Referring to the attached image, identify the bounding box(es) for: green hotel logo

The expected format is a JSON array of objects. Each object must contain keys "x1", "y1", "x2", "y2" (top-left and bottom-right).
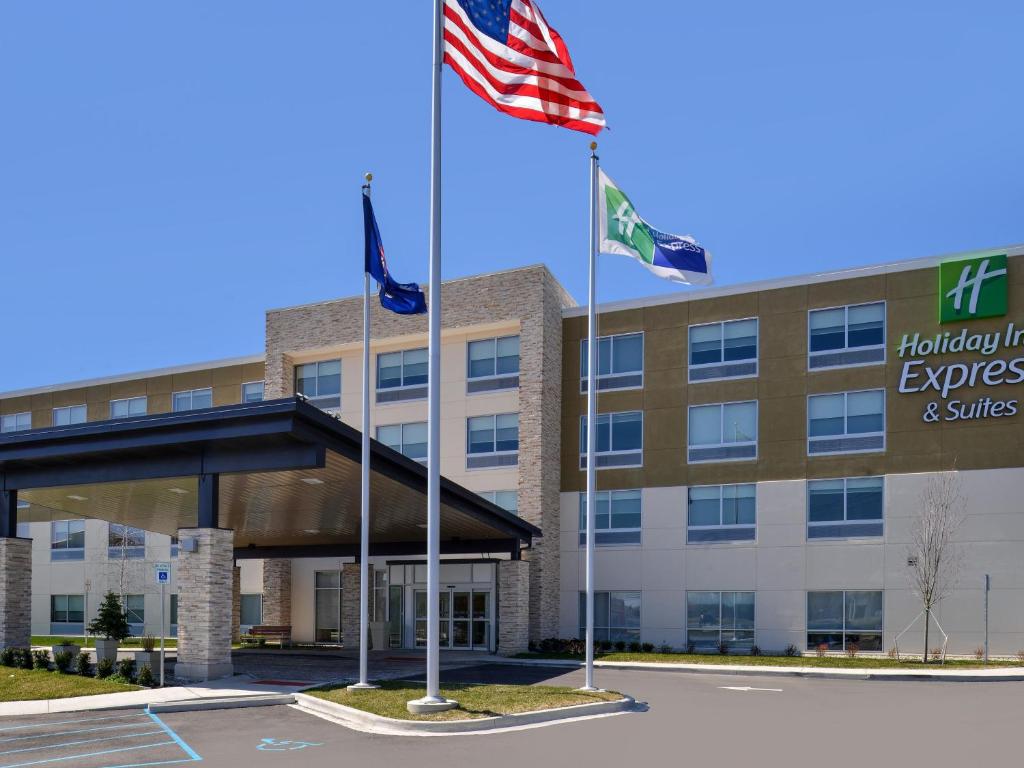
[{"x1": 939, "y1": 254, "x2": 1008, "y2": 323}]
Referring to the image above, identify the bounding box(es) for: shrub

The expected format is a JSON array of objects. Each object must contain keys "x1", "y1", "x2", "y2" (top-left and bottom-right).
[
  {"x1": 628, "y1": 641, "x2": 641, "y2": 653},
  {"x1": 930, "y1": 647, "x2": 943, "y2": 662},
  {"x1": 717, "y1": 640, "x2": 730, "y2": 656},
  {"x1": 641, "y1": 643, "x2": 655, "y2": 653},
  {"x1": 846, "y1": 642, "x2": 860, "y2": 658},
  {"x1": 974, "y1": 646, "x2": 985, "y2": 660},
  {"x1": 658, "y1": 644, "x2": 673, "y2": 654},
  {"x1": 136, "y1": 664, "x2": 155, "y2": 688},
  {"x1": 96, "y1": 658, "x2": 114, "y2": 679},
  {"x1": 53, "y1": 651, "x2": 73, "y2": 674},
  {"x1": 140, "y1": 635, "x2": 157, "y2": 653},
  {"x1": 17, "y1": 649, "x2": 34, "y2": 670},
  {"x1": 750, "y1": 645, "x2": 762, "y2": 657},
  {"x1": 0, "y1": 648, "x2": 15, "y2": 667},
  {"x1": 32, "y1": 650, "x2": 51, "y2": 670},
  {"x1": 87, "y1": 591, "x2": 131, "y2": 643},
  {"x1": 75, "y1": 652, "x2": 92, "y2": 676},
  {"x1": 887, "y1": 646, "x2": 899, "y2": 660},
  {"x1": 816, "y1": 643, "x2": 829, "y2": 658},
  {"x1": 565, "y1": 638, "x2": 584, "y2": 655},
  {"x1": 598, "y1": 640, "x2": 612, "y2": 653},
  {"x1": 783, "y1": 644, "x2": 799, "y2": 657},
  {"x1": 613, "y1": 640, "x2": 626, "y2": 652},
  {"x1": 686, "y1": 642, "x2": 696, "y2": 655},
  {"x1": 115, "y1": 658, "x2": 136, "y2": 683}
]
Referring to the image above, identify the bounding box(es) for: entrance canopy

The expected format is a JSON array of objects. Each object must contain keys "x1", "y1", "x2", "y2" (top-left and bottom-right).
[{"x1": 0, "y1": 397, "x2": 537, "y2": 558}]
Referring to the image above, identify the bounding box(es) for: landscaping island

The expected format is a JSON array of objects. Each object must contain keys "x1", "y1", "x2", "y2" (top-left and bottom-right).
[{"x1": 0, "y1": 668, "x2": 137, "y2": 702}]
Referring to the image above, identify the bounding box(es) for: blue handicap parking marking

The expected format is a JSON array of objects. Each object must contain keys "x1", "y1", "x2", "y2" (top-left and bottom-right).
[
  {"x1": 255, "y1": 738, "x2": 323, "y2": 752},
  {"x1": 0, "y1": 711, "x2": 201, "y2": 768}
]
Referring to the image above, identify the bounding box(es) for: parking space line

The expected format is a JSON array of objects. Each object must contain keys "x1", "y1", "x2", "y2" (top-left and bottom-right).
[
  {"x1": 0, "y1": 740, "x2": 175, "y2": 768},
  {"x1": 144, "y1": 713, "x2": 201, "y2": 763},
  {"x1": 0, "y1": 715, "x2": 147, "y2": 734},
  {"x1": 0, "y1": 731, "x2": 165, "y2": 758},
  {"x1": 0, "y1": 723, "x2": 159, "y2": 745}
]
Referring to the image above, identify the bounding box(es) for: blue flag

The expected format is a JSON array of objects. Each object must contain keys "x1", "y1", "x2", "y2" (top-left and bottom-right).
[{"x1": 363, "y1": 193, "x2": 427, "y2": 315}]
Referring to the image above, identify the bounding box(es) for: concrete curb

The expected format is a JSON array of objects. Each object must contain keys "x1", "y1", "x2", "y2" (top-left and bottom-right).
[
  {"x1": 292, "y1": 692, "x2": 637, "y2": 735},
  {"x1": 147, "y1": 694, "x2": 296, "y2": 713},
  {"x1": 488, "y1": 657, "x2": 1024, "y2": 683}
]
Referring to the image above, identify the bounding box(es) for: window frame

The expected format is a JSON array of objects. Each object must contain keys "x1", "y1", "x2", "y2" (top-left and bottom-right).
[
  {"x1": 806, "y1": 590, "x2": 884, "y2": 652},
  {"x1": 376, "y1": 421, "x2": 428, "y2": 463},
  {"x1": 687, "y1": 317, "x2": 759, "y2": 383},
  {"x1": 241, "y1": 381, "x2": 265, "y2": 403},
  {"x1": 50, "y1": 594, "x2": 85, "y2": 626},
  {"x1": 807, "y1": 388, "x2": 886, "y2": 456},
  {"x1": 807, "y1": 476, "x2": 885, "y2": 540},
  {"x1": 109, "y1": 396, "x2": 147, "y2": 419},
  {"x1": 807, "y1": 301, "x2": 887, "y2": 370},
  {"x1": 478, "y1": 490, "x2": 519, "y2": 515},
  {"x1": 50, "y1": 520, "x2": 86, "y2": 561},
  {"x1": 466, "y1": 413, "x2": 520, "y2": 460},
  {"x1": 466, "y1": 335, "x2": 521, "y2": 382},
  {"x1": 687, "y1": 400, "x2": 759, "y2": 464},
  {"x1": 579, "y1": 332, "x2": 645, "y2": 392},
  {"x1": 172, "y1": 387, "x2": 213, "y2": 413},
  {"x1": 125, "y1": 594, "x2": 145, "y2": 627},
  {"x1": 52, "y1": 404, "x2": 87, "y2": 427},
  {"x1": 578, "y1": 590, "x2": 642, "y2": 644},
  {"x1": 578, "y1": 411, "x2": 644, "y2": 470},
  {"x1": 578, "y1": 489, "x2": 642, "y2": 547},
  {"x1": 108, "y1": 523, "x2": 146, "y2": 559},
  {"x1": 376, "y1": 347, "x2": 429, "y2": 393},
  {"x1": 686, "y1": 484, "x2": 757, "y2": 544},
  {"x1": 1, "y1": 412, "x2": 32, "y2": 433},
  {"x1": 686, "y1": 591, "x2": 756, "y2": 651},
  {"x1": 294, "y1": 359, "x2": 342, "y2": 410}
]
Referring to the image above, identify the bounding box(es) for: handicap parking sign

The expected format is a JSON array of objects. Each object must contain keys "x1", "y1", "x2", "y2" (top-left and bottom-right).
[{"x1": 154, "y1": 562, "x2": 171, "y2": 584}]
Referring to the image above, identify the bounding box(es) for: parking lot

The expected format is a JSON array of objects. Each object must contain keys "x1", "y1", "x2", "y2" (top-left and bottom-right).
[{"x1": 3, "y1": 665, "x2": 1021, "y2": 767}]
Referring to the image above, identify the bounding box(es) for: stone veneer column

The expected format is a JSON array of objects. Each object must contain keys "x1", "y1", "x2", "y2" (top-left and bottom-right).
[
  {"x1": 341, "y1": 563, "x2": 361, "y2": 649},
  {"x1": 261, "y1": 559, "x2": 292, "y2": 626},
  {"x1": 0, "y1": 538, "x2": 31, "y2": 649},
  {"x1": 231, "y1": 566, "x2": 241, "y2": 643},
  {"x1": 174, "y1": 528, "x2": 234, "y2": 681},
  {"x1": 497, "y1": 560, "x2": 530, "y2": 656}
]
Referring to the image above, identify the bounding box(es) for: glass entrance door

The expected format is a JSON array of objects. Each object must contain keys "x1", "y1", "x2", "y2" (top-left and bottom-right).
[
  {"x1": 314, "y1": 570, "x2": 342, "y2": 644},
  {"x1": 413, "y1": 588, "x2": 491, "y2": 650}
]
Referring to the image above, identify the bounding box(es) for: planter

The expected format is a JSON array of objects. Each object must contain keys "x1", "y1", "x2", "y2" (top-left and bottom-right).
[
  {"x1": 94, "y1": 638, "x2": 120, "y2": 664},
  {"x1": 134, "y1": 650, "x2": 161, "y2": 672},
  {"x1": 51, "y1": 644, "x2": 81, "y2": 658}
]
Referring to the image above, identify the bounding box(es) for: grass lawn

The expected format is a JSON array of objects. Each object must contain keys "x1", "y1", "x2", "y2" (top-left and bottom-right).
[
  {"x1": 517, "y1": 651, "x2": 1024, "y2": 669},
  {"x1": 31, "y1": 636, "x2": 178, "y2": 649},
  {"x1": 0, "y1": 668, "x2": 138, "y2": 702},
  {"x1": 308, "y1": 680, "x2": 621, "y2": 721}
]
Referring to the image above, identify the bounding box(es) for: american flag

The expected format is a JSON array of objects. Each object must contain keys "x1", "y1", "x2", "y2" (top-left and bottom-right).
[{"x1": 443, "y1": 0, "x2": 606, "y2": 135}]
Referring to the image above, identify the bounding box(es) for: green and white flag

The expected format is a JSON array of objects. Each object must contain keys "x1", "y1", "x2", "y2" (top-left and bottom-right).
[{"x1": 598, "y1": 170, "x2": 713, "y2": 285}]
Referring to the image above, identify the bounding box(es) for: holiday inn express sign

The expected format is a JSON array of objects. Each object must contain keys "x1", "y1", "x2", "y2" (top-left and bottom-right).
[{"x1": 897, "y1": 254, "x2": 1021, "y2": 422}]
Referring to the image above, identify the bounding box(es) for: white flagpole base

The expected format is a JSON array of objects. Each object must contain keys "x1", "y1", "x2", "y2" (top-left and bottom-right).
[
  {"x1": 347, "y1": 682, "x2": 380, "y2": 691},
  {"x1": 577, "y1": 686, "x2": 604, "y2": 693},
  {"x1": 406, "y1": 696, "x2": 458, "y2": 715}
]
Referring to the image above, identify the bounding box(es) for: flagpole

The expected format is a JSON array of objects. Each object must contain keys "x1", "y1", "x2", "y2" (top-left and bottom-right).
[
  {"x1": 408, "y1": 0, "x2": 455, "y2": 714},
  {"x1": 349, "y1": 173, "x2": 379, "y2": 691},
  {"x1": 581, "y1": 141, "x2": 599, "y2": 692}
]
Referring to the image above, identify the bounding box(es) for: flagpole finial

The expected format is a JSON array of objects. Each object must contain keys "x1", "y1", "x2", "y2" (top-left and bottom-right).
[
  {"x1": 589, "y1": 141, "x2": 597, "y2": 153},
  {"x1": 364, "y1": 172, "x2": 373, "y2": 182}
]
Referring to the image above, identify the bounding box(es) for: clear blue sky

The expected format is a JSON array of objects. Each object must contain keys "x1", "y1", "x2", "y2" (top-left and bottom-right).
[{"x1": 2, "y1": 2, "x2": 1022, "y2": 392}]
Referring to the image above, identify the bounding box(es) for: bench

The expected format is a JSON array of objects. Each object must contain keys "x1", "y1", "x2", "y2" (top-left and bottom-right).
[{"x1": 246, "y1": 625, "x2": 292, "y2": 648}]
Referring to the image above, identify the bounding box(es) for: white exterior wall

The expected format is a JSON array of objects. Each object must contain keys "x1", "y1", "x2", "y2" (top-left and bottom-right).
[{"x1": 560, "y1": 467, "x2": 1024, "y2": 655}]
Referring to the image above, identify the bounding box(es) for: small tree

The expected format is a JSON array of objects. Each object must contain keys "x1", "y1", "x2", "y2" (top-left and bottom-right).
[
  {"x1": 87, "y1": 591, "x2": 131, "y2": 642},
  {"x1": 906, "y1": 472, "x2": 966, "y2": 662}
]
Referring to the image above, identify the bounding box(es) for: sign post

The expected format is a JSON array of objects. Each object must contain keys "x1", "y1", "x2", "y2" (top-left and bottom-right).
[
  {"x1": 984, "y1": 573, "x2": 991, "y2": 663},
  {"x1": 154, "y1": 562, "x2": 170, "y2": 687}
]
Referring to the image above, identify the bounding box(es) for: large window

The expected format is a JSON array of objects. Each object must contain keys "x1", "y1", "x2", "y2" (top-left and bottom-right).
[
  {"x1": 808, "y1": 302, "x2": 885, "y2": 369},
  {"x1": 808, "y1": 390, "x2": 885, "y2": 455},
  {"x1": 689, "y1": 319, "x2": 758, "y2": 382},
  {"x1": 172, "y1": 388, "x2": 213, "y2": 412},
  {"x1": 1, "y1": 412, "x2": 31, "y2": 432},
  {"x1": 808, "y1": 477, "x2": 884, "y2": 539},
  {"x1": 579, "y1": 411, "x2": 643, "y2": 469},
  {"x1": 377, "y1": 422, "x2": 428, "y2": 462},
  {"x1": 110, "y1": 396, "x2": 147, "y2": 419},
  {"x1": 687, "y1": 592, "x2": 755, "y2": 652},
  {"x1": 108, "y1": 523, "x2": 146, "y2": 559},
  {"x1": 578, "y1": 490, "x2": 641, "y2": 546},
  {"x1": 688, "y1": 401, "x2": 757, "y2": 463},
  {"x1": 125, "y1": 594, "x2": 145, "y2": 628},
  {"x1": 687, "y1": 485, "x2": 756, "y2": 543},
  {"x1": 242, "y1": 381, "x2": 265, "y2": 403},
  {"x1": 807, "y1": 590, "x2": 883, "y2": 651},
  {"x1": 295, "y1": 359, "x2": 341, "y2": 411},
  {"x1": 578, "y1": 591, "x2": 641, "y2": 643},
  {"x1": 53, "y1": 405, "x2": 87, "y2": 426},
  {"x1": 240, "y1": 594, "x2": 263, "y2": 629},
  {"x1": 479, "y1": 490, "x2": 518, "y2": 515},
  {"x1": 314, "y1": 570, "x2": 342, "y2": 644},
  {"x1": 580, "y1": 332, "x2": 644, "y2": 391},
  {"x1": 466, "y1": 414, "x2": 519, "y2": 469},
  {"x1": 467, "y1": 336, "x2": 520, "y2": 393},
  {"x1": 377, "y1": 348, "x2": 428, "y2": 402},
  {"x1": 51, "y1": 520, "x2": 86, "y2": 561},
  {"x1": 50, "y1": 594, "x2": 85, "y2": 634}
]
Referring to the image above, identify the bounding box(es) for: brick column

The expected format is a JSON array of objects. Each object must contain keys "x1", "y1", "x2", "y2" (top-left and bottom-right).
[
  {"x1": 342, "y1": 563, "x2": 360, "y2": 649},
  {"x1": 231, "y1": 566, "x2": 241, "y2": 643},
  {"x1": 0, "y1": 538, "x2": 31, "y2": 649},
  {"x1": 261, "y1": 558, "x2": 292, "y2": 626},
  {"x1": 498, "y1": 559, "x2": 530, "y2": 656},
  {"x1": 174, "y1": 528, "x2": 234, "y2": 682}
]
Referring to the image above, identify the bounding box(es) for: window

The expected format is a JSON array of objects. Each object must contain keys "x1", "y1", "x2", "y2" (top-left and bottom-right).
[
  {"x1": 808, "y1": 302, "x2": 885, "y2": 369},
  {"x1": 172, "y1": 388, "x2": 213, "y2": 412},
  {"x1": 242, "y1": 381, "x2": 265, "y2": 403},
  {"x1": 687, "y1": 401, "x2": 757, "y2": 463},
  {"x1": 377, "y1": 348, "x2": 428, "y2": 402},
  {"x1": 110, "y1": 396, "x2": 147, "y2": 419},
  {"x1": 51, "y1": 520, "x2": 86, "y2": 561},
  {"x1": 125, "y1": 594, "x2": 145, "y2": 627},
  {"x1": 808, "y1": 389, "x2": 885, "y2": 455},
  {"x1": 808, "y1": 477, "x2": 883, "y2": 539},
  {"x1": 479, "y1": 490, "x2": 518, "y2": 515},
  {"x1": 1, "y1": 412, "x2": 31, "y2": 432},
  {"x1": 240, "y1": 594, "x2": 263, "y2": 629},
  {"x1": 377, "y1": 422, "x2": 428, "y2": 462},
  {"x1": 108, "y1": 523, "x2": 146, "y2": 558},
  {"x1": 16, "y1": 522, "x2": 30, "y2": 538},
  {"x1": 52, "y1": 405, "x2": 87, "y2": 426},
  {"x1": 687, "y1": 592, "x2": 755, "y2": 652},
  {"x1": 468, "y1": 336, "x2": 520, "y2": 392},
  {"x1": 370, "y1": 570, "x2": 387, "y2": 623},
  {"x1": 579, "y1": 333, "x2": 644, "y2": 391},
  {"x1": 579, "y1": 411, "x2": 643, "y2": 469},
  {"x1": 466, "y1": 413, "x2": 519, "y2": 469},
  {"x1": 689, "y1": 319, "x2": 758, "y2": 382},
  {"x1": 170, "y1": 535, "x2": 179, "y2": 558},
  {"x1": 687, "y1": 485, "x2": 756, "y2": 543},
  {"x1": 807, "y1": 590, "x2": 883, "y2": 651},
  {"x1": 578, "y1": 490, "x2": 641, "y2": 546},
  {"x1": 314, "y1": 570, "x2": 343, "y2": 644},
  {"x1": 170, "y1": 594, "x2": 178, "y2": 627},
  {"x1": 578, "y1": 591, "x2": 641, "y2": 643},
  {"x1": 50, "y1": 594, "x2": 85, "y2": 633},
  {"x1": 295, "y1": 359, "x2": 341, "y2": 410}
]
